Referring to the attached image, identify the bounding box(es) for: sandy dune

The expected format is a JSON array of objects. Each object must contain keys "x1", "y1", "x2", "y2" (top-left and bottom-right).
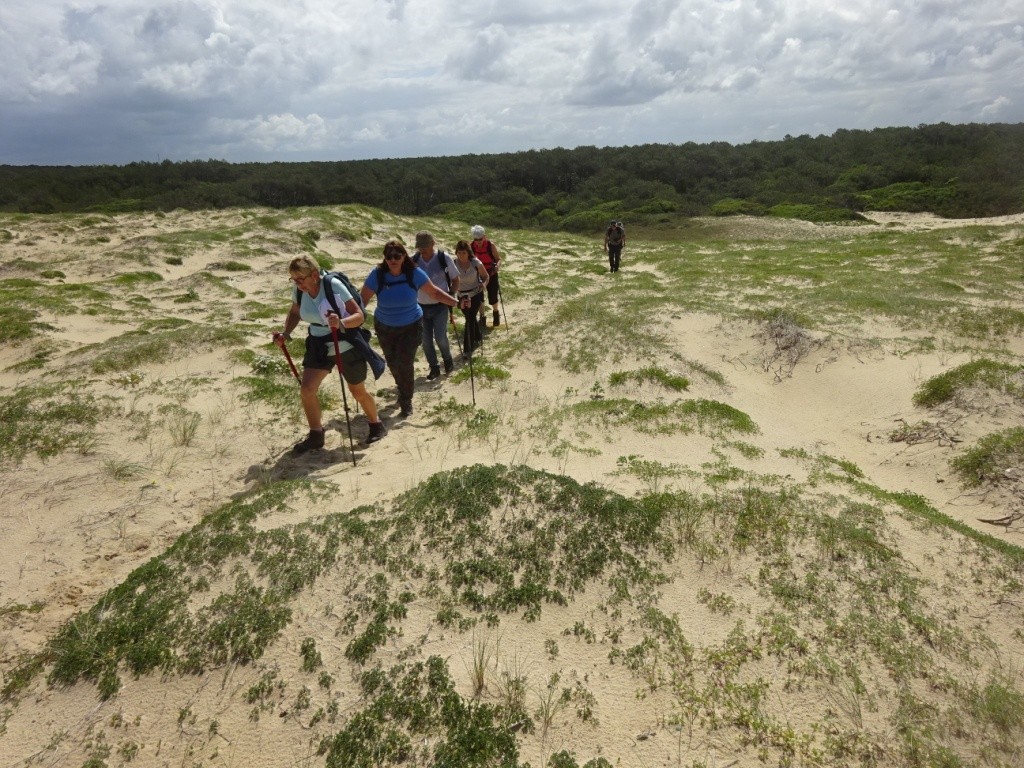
[{"x1": 0, "y1": 208, "x2": 1021, "y2": 768}]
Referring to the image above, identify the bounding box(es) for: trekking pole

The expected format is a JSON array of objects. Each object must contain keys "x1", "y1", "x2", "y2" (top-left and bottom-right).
[
  {"x1": 497, "y1": 285, "x2": 509, "y2": 331},
  {"x1": 448, "y1": 308, "x2": 464, "y2": 357},
  {"x1": 273, "y1": 333, "x2": 300, "y2": 381},
  {"x1": 328, "y1": 317, "x2": 358, "y2": 467},
  {"x1": 465, "y1": 313, "x2": 476, "y2": 406}
]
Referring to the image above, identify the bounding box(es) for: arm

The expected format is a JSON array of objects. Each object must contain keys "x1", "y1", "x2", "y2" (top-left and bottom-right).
[
  {"x1": 274, "y1": 303, "x2": 301, "y2": 347},
  {"x1": 423, "y1": 280, "x2": 458, "y2": 307},
  {"x1": 337, "y1": 298, "x2": 364, "y2": 329},
  {"x1": 360, "y1": 284, "x2": 376, "y2": 307},
  {"x1": 477, "y1": 262, "x2": 490, "y2": 289}
]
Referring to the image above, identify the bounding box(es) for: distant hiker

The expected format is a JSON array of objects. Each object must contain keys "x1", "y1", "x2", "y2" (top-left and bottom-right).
[
  {"x1": 274, "y1": 254, "x2": 386, "y2": 454},
  {"x1": 361, "y1": 239, "x2": 458, "y2": 418},
  {"x1": 412, "y1": 231, "x2": 461, "y2": 380},
  {"x1": 470, "y1": 225, "x2": 502, "y2": 327},
  {"x1": 604, "y1": 220, "x2": 625, "y2": 272},
  {"x1": 453, "y1": 239, "x2": 489, "y2": 356}
]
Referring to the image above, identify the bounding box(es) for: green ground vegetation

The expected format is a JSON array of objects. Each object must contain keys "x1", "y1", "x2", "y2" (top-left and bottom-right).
[
  {"x1": 4, "y1": 464, "x2": 1021, "y2": 767},
  {"x1": 1, "y1": 207, "x2": 1022, "y2": 768}
]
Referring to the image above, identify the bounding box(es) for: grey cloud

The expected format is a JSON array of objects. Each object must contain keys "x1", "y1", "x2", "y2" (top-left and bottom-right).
[
  {"x1": 445, "y1": 24, "x2": 513, "y2": 82},
  {"x1": 1, "y1": 0, "x2": 1022, "y2": 164}
]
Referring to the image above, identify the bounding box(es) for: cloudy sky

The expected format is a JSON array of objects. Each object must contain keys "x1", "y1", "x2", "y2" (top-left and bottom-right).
[{"x1": 2, "y1": 0, "x2": 1022, "y2": 166}]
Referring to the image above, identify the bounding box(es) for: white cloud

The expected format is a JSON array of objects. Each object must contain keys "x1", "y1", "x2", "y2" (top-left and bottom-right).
[
  {"x1": 981, "y1": 95, "x2": 1012, "y2": 117},
  {"x1": 0, "y1": 0, "x2": 1022, "y2": 164},
  {"x1": 211, "y1": 112, "x2": 329, "y2": 150}
]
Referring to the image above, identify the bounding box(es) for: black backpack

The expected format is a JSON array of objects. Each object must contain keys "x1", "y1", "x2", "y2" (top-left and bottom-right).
[
  {"x1": 375, "y1": 250, "x2": 455, "y2": 294},
  {"x1": 413, "y1": 249, "x2": 454, "y2": 293},
  {"x1": 295, "y1": 269, "x2": 365, "y2": 326}
]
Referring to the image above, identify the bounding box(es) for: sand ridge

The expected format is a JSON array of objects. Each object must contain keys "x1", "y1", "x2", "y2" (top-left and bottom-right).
[{"x1": 0, "y1": 208, "x2": 1021, "y2": 767}]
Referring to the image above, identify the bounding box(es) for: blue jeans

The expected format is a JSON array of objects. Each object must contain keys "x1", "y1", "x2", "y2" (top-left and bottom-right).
[{"x1": 419, "y1": 303, "x2": 453, "y2": 371}]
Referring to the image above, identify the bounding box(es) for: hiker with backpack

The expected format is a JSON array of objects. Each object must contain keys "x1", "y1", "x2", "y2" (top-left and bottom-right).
[
  {"x1": 411, "y1": 231, "x2": 461, "y2": 380},
  {"x1": 274, "y1": 254, "x2": 387, "y2": 455},
  {"x1": 604, "y1": 220, "x2": 626, "y2": 272},
  {"x1": 361, "y1": 239, "x2": 458, "y2": 418},
  {"x1": 470, "y1": 225, "x2": 502, "y2": 327},
  {"x1": 453, "y1": 239, "x2": 489, "y2": 356}
]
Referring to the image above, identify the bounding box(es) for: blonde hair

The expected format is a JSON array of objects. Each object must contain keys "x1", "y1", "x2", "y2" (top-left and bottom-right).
[{"x1": 288, "y1": 254, "x2": 320, "y2": 277}]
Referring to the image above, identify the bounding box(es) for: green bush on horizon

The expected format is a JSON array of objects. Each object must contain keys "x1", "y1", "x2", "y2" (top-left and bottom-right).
[
  {"x1": 768, "y1": 203, "x2": 864, "y2": 222},
  {"x1": 711, "y1": 198, "x2": 767, "y2": 216}
]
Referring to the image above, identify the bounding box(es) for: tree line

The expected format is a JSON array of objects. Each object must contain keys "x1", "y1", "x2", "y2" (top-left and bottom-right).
[{"x1": 2, "y1": 122, "x2": 1022, "y2": 229}]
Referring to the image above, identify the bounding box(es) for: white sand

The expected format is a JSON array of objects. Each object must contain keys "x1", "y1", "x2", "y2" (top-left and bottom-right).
[{"x1": 0, "y1": 209, "x2": 1021, "y2": 767}]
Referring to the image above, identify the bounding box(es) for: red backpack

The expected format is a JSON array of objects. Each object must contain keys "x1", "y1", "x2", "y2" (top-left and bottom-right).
[{"x1": 471, "y1": 238, "x2": 497, "y2": 272}]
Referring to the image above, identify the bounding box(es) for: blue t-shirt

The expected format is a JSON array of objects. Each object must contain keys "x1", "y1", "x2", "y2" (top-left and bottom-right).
[{"x1": 364, "y1": 267, "x2": 430, "y2": 327}]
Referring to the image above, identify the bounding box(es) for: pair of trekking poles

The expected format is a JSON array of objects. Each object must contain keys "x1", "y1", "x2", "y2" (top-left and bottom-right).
[
  {"x1": 449, "y1": 284, "x2": 510, "y2": 405},
  {"x1": 276, "y1": 290, "x2": 507, "y2": 446},
  {"x1": 274, "y1": 315, "x2": 358, "y2": 467}
]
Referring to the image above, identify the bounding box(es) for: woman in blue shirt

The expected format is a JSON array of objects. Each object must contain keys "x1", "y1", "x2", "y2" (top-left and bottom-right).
[{"x1": 361, "y1": 240, "x2": 458, "y2": 418}]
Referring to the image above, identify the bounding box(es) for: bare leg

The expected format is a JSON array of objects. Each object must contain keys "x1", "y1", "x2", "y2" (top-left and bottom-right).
[
  {"x1": 347, "y1": 381, "x2": 379, "y2": 423},
  {"x1": 300, "y1": 368, "x2": 331, "y2": 430}
]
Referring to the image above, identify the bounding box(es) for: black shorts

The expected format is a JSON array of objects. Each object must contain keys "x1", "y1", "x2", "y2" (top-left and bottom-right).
[{"x1": 303, "y1": 334, "x2": 367, "y2": 385}]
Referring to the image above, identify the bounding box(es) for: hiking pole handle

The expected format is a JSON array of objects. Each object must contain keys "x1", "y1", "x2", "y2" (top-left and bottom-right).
[
  {"x1": 329, "y1": 316, "x2": 358, "y2": 467},
  {"x1": 273, "y1": 332, "x2": 301, "y2": 380}
]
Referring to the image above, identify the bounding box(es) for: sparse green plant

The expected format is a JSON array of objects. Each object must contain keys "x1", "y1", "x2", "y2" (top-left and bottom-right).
[
  {"x1": 294, "y1": 685, "x2": 312, "y2": 712},
  {"x1": 608, "y1": 366, "x2": 690, "y2": 392},
  {"x1": 696, "y1": 588, "x2": 736, "y2": 615},
  {"x1": 614, "y1": 454, "x2": 684, "y2": 493},
  {"x1": 163, "y1": 406, "x2": 201, "y2": 447},
  {"x1": 173, "y1": 287, "x2": 200, "y2": 303},
  {"x1": 300, "y1": 637, "x2": 323, "y2": 672},
  {"x1": 968, "y1": 674, "x2": 1024, "y2": 735},
  {"x1": 544, "y1": 639, "x2": 559, "y2": 660},
  {"x1": 563, "y1": 620, "x2": 596, "y2": 643},
  {"x1": 535, "y1": 672, "x2": 570, "y2": 740},
  {"x1": 950, "y1": 427, "x2": 1024, "y2": 488},
  {"x1": 86, "y1": 320, "x2": 247, "y2": 374},
  {"x1": 449, "y1": 360, "x2": 510, "y2": 384},
  {"x1": 102, "y1": 457, "x2": 145, "y2": 481},
  {"x1": 467, "y1": 629, "x2": 494, "y2": 698},
  {"x1": 570, "y1": 681, "x2": 598, "y2": 724},
  {"x1": 495, "y1": 651, "x2": 531, "y2": 730},
  {"x1": 913, "y1": 359, "x2": 1023, "y2": 407},
  {"x1": 117, "y1": 739, "x2": 140, "y2": 762},
  {"x1": 0, "y1": 383, "x2": 112, "y2": 464}
]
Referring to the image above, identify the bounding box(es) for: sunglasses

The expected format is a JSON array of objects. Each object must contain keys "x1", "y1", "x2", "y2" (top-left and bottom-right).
[{"x1": 384, "y1": 253, "x2": 404, "y2": 261}]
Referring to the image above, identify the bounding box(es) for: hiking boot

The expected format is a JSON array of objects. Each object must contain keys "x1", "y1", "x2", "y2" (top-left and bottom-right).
[
  {"x1": 365, "y1": 420, "x2": 388, "y2": 444},
  {"x1": 478, "y1": 314, "x2": 487, "y2": 328},
  {"x1": 443, "y1": 360, "x2": 454, "y2": 374},
  {"x1": 400, "y1": 404, "x2": 413, "y2": 418},
  {"x1": 291, "y1": 429, "x2": 325, "y2": 455},
  {"x1": 492, "y1": 310, "x2": 501, "y2": 327},
  {"x1": 426, "y1": 367, "x2": 441, "y2": 381}
]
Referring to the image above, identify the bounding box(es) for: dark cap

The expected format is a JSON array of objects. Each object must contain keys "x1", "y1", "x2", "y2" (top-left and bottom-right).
[{"x1": 414, "y1": 231, "x2": 434, "y2": 249}]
